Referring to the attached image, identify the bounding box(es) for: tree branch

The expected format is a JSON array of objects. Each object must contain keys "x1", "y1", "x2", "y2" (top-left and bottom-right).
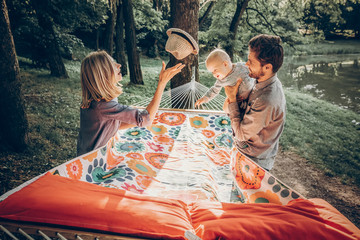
[
  {"x1": 200, "y1": 0, "x2": 215, "y2": 10},
  {"x1": 245, "y1": 8, "x2": 261, "y2": 33},
  {"x1": 246, "y1": 7, "x2": 295, "y2": 48},
  {"x1": 199, "y1": 1, "x2": 215, "y2": 28},
  {"x1": 246, "y1": 7, "x2": 279, "y2": 36}
]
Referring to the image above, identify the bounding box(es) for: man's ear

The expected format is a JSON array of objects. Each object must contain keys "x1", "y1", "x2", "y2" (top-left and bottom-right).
[
  {"x1": 264, "y1": 63, "x2": 273, "y2": 72},
  {"x1": 223, "y1": 60, "x2": 229, "y2": 67}
]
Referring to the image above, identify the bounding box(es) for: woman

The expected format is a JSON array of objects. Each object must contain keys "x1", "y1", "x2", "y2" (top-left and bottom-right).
[{"x1": 77, "y1": 50, "x2": 184, "y2": 156}]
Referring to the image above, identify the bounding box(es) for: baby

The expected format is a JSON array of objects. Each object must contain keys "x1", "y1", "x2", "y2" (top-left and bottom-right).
[{"x1": 195, "y1": 49, "x2": 254, "y2": 113}]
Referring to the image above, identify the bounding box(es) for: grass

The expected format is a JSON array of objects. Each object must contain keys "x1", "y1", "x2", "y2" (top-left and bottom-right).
[
  {"x1": 281, "y1": 90, "x2": 360, "y2": 184},
  {"x1": 289, "y1": 39, "x2": 360, "y2": 56},
  {"x1": 0, "y1": 42, "x2": 359, "y2": 196}
]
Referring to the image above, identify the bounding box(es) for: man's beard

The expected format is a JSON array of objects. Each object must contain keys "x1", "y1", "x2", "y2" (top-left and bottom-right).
[{"x1": 249, "y1": 68, "x2": 265, "y2": 80}]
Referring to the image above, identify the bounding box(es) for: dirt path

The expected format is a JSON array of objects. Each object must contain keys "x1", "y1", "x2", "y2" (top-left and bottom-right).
[{"x1": 272, "y1": 150, "x2": 360, "y2": 228}]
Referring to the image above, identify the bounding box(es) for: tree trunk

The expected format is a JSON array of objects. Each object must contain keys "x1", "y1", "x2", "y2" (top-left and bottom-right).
[
  {"x1": 226, "y1": 0, "x2": 250, "y2": 60},
  {"x1": 153, "y1": 0, "x2": 161, "y2": 11},
  {"x1": 123, "y1": 0, "x2": 143, "y2": 85},
  {"x1": 0, "y1": 0, "x2": 28, "y2": 151},
  {"x1": 199, "y1": 1, "x2": 215, "y2": 30},
  {"x1": 103, "y1": 0, "x2": 116, "y2": 55},
  {"x1": 115, "y1": 0, "x2": 127, "y2": 76},
  {"x1": 96, "y1": 28, "x2": 100, "y2": 50},
  {"x1": 169, "y1": 0, "x2": 199, "y2": 109},
  {"x1": 32, "y1": 0, "x2": 68, "y2": 78}
]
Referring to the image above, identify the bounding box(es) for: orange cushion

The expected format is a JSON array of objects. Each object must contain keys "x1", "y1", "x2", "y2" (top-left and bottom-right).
[
  {"x1": 189, "y1": 199, "x2": 360, "y2": 240},
  {"x1": 1, "y1": 174, "x2": 359, "y2": 240},
  {"x1": 0, "y1": 173, "x2": 193, "y2": 239}
]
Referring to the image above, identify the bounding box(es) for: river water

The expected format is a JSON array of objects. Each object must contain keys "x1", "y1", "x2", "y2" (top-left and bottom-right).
[{"x1": 278, "y1": 54, "x2": 360, "y2": 113}]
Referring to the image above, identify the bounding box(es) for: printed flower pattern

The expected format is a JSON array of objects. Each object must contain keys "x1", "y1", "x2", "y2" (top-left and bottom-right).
[
  {"x1": 82, "y1": 151, "x2": 98, "y2": 162},
  {"x1": 147, "y1": 125, "x2": 168, "y2": 135},
  {"x1": 51, "y1": 111, "x2": 301, "y2": 205},
  {"x1": 66, "y1": 159, "x2": 83, "y2": 180},
  {"x1": 116, "y1": 141, "x2": 145, "y2": 153},
  {"x1": 152, "y1": 113, "x2": 160, "y2": 125},
  {"x1": 205, "y1": 149, "x2": 230, "y2": 166},
  {"x1": 107, "y1": 147, "x2": 125, "y2": 169},
  {"x1": 215, "y1": 116, "x2": 232, "y2": 129},
  {"x1": 203, "y1": 140, "x2": 215, "y2": 150},
  {"x1": 126, "y1": 152, "x2": 144, "y2": 160},
  {"x1": 235, "y1": 152, "x2": 265, "y2": 189},
  {"x1": 209, "y1": 115, "x2": 232, "y2": 133},
  {"x1": 136, "y1": 175, "x2": 153, "y2": 189},
  {"x1": 127, "y1": 159, "x2": 156, "y2": 177},
  {"x1": 153, "y1": 135, "x2": 174, "y2": 146},
  {"x1": 248, "y1": 190, "x2": 282, "y2": 205},
  {"x1": 121, "y1": 183, "x2": 144, "y2": 194},
  {"x1": 215, "y1": 133, "x2": 233, "y2": 148},
  {"x1": 202, "y1": 129, "x2": 215, "y2": 138},
  {"x1": 145, "y1": 153, "x2": 168, "y2": 169},
  {"x1": 158, "y1": 112, "x2": 186, "y2": 126},
  {"x1": 147, "y1": 142, "x2": 164, "y2": 152},
  {"x1": 168, "y1": 126, "x2": 181, "y2": 139},
  {"x1": 85, "y1": 158, "x2": 135, "y2": 184},
  {"x1": 190, "y1": 116, "x2": 208, "y2": 128},
  {"x1": 121, "y1": 128, "x2": 152, "y2": 141}
]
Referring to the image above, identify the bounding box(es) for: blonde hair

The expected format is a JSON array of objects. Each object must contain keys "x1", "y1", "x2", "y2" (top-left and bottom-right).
[
  {"x1": 80, "y1": 50, "x2": 123, "y2": 108},
  {"x1": 205, "y1": 48, "x2": 231, "y2": 66}
]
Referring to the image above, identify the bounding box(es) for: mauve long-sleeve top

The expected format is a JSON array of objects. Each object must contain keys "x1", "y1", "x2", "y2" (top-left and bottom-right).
[{"x1": 77, "y1": 98, "x2": 150, "y2": 156}]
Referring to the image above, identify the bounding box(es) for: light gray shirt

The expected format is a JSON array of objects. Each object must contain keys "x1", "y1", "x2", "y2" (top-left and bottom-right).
[
  {"x1": 203, "y1": 62, "x2": 255, "y2": 102},
  {"x1": 228, "y1": 74, "x2": 286, "y2": 170},
  {"x1": 77, "y1": 98, "x2": 150, "y2": 156}
]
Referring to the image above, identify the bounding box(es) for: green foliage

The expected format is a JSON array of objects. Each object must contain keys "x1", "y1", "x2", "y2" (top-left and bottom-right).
[
  {"x1": 133, "y1": 0, "x2": 167, "y2": 33},
  {"x1": 302, "y1": 0, "x2": 346, "y2": 39},
  {"x1": 199, "y1": 0, "x2": 309, "y2": 58},
  {"x1": 340, "y1": 0, "x2": 360, "y2": 38},
  {"x1": 45, "y1": 0, "x2": 108, "y2": 33},
  {"x1": 132, "y1": 0, "x2": 169, "y2": 57},
  {"x1": 8, "y1": 0, "x2": 107, "y2": 64},
  {"x1": 199, "y1": 0, "x2": 234, "y2": 52}
]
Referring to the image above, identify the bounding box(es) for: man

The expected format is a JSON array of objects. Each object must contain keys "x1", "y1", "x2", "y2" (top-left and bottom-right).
[{"x1": 224, "y1": 34, "x2": 285, "y2": 171}]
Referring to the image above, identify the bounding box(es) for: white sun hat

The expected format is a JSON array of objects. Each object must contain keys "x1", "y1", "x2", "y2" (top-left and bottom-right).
[{"x1": 165, "y1": 28, "x2": 199, "y2": 60}]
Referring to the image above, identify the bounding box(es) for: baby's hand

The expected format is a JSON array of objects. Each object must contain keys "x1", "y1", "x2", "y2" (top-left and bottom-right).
[{"x1": 195, "y1": 97, "x2": 206, "y2": 108}]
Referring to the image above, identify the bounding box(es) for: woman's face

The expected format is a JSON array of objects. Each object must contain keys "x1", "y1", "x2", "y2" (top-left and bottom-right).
[{"x1": 114, "y1": 62, "x2": 122, "y2": 83}]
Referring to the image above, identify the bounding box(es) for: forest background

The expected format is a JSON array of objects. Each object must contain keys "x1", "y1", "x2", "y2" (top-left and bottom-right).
[{"x1": 0, "y1": 0, "x2": 359, "y2": 228}]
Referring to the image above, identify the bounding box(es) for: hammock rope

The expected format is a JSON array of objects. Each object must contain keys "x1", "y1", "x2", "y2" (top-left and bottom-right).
[{"x1": 133, "y1": 67, "x2": 226, "y2": 111}]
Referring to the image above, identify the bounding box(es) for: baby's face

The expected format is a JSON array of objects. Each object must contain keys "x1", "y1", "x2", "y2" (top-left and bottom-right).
[{"x1": 206, "y1": 58, "x2": 232, "y2": 80}]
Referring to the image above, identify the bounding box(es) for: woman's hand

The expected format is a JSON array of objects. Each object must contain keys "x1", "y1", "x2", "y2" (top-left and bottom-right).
[
  {"x1": 158, "y1": 61, "x2": 185, "y2": 86},
  {"x1": 145, "y1": 61, "x2": 184, "y2": 124}
]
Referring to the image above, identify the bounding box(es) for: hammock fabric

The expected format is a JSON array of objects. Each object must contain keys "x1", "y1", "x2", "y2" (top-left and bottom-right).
[{"x1": 1, "y1": 109, "x2": 359, "y2": 240}]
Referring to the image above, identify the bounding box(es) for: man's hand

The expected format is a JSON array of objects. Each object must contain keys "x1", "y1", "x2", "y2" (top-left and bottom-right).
[
  {"x1": 223, "y1": 97, "x2": 230, "y2": 114},
  {"x1": 224, "y1": 79, "x2": 242, "y2": 103}
]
